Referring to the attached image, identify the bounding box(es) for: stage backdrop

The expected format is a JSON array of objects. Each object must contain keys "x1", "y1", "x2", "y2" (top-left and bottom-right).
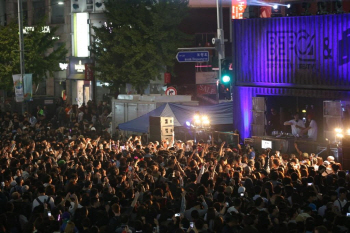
[
  {"x1": 232, "y1": 14, "x2": 350, "y2": 89},
  {"x1": 232, "y1": 14, "x2": 350, "y2": 140}
]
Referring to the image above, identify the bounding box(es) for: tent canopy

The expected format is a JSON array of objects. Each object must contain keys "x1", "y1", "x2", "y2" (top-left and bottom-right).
[{"x1": 118, "y1": 102, "x2": 233, "y2": 133}]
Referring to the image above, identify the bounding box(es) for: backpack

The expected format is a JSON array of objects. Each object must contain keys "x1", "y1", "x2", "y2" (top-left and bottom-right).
[{"x1": 33, "y1": 197, "x2": 51, "y2": 213}]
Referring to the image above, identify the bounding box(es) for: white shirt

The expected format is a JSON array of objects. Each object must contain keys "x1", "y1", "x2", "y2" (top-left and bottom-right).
[
  {"x1": 333, "y1": 198, "x2": 347, "y2": 213},
  {"x1": 308, "y1": 120, "x2": 318, "y2": 141},
  {"x1": 32, "y1": 195, "x2": 55, "y2": 211},
  {"x1": 227, "y1": 206, "x2": 239, "y2": 214},
  {"x1": 287, "y1": 119, "x2": 305, "y2": 136},
  {"x1": 318, "y1": 205, "x2": 327, "y2": 216}
]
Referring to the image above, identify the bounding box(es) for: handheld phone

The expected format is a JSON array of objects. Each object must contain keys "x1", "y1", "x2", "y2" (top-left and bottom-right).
[
  {"x1": 308, "y1": 183, "x2": 313, "y2": 186},
  {"x1": 175, "y1": 213, "x2": 180, "y2": 217},
  {"x1": 347, "y1": 213, "x2": 350, "y2": 217},
  {"x1": 48, "y1": 211, "x2": 51, "y2": 217},
  {"x1": 225, "y1": 202, "x2": 229, "y2": 207},
  {"x1": 57, "y1": 214, "x2": 61, "y2": 221},
  {"x1": 1, "y1": 182, "x2": 4, "y2": 187},
  {"x1": 240, "y1": 193, "x2": 244, "y2": 197},
  {"x1": 190, "y1": 222, "x2": 194, "y2": 228}
]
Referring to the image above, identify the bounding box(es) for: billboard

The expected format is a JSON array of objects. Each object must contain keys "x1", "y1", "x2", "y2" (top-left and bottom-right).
[{"x1": 233, "y1": 14, "x2": 350, "y2": 89}]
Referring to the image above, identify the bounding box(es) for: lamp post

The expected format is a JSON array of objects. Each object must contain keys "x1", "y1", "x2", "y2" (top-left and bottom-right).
[{"x1": 18, "y1": 0, "x2": 25, "y2": 113}]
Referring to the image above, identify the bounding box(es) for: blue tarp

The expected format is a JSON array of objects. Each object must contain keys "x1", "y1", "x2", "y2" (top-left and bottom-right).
[{"x1": 118, "y1": 102, "x2": 233, "y2": 133}]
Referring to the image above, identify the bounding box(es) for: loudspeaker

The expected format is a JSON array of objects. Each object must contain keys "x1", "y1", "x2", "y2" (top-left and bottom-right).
[
  {"x1": 149, "y1": 116, "x2": 174, "y2": 142},
  {"x1": 341, "y1": 135, "x2": 350, "y2": 170}
]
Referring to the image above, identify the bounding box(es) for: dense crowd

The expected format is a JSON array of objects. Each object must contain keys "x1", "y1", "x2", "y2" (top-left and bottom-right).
[{"x1": 0, "y1": 101, "x2": 349, "y2": 233}]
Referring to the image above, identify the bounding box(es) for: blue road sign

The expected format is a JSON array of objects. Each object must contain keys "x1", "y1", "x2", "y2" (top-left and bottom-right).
[{"x1": 176, "y1": 51, "x2": 209, "y2": 62}]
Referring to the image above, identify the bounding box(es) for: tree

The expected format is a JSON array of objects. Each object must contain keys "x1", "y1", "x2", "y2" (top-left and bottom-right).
[
  {"x1": 0, "y1": 21, "x2": 67, "y2": 90},
  {"x1": 91, "y1": 0, "x2": 191, "y2": 92}
]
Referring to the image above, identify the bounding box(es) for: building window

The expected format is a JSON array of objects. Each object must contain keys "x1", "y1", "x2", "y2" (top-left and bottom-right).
[
  {"x1": 33, "y1": 0, "x2": 45, "y2": 24},
  {"x1": 51, "y1": 0, "x2": 64, "y2": 24},
  {"x1": 12, "y1": 2, "x2": 28, "y2": 23}
]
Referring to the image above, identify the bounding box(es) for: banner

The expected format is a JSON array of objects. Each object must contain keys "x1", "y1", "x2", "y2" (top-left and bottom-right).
[
  {"x1": 197, "y1": 84, "x2": 217, "y2": 95},
  {"x1": 84, "y1": 63, "x2": 94, "y2": 81},
  {"x1": 12, "y1": 74, "x2": 24, "y2": 102},
  {"x1": 23, "y1": 74, "x2": 33, "y2": 101},
  {"x1": 232, "y1": 0, "x2": 247, "y2": 20}
]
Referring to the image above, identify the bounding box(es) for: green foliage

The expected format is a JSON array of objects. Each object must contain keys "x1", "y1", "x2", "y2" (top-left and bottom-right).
[
  {"x1": 91, "y1": 0, "x2": 191, "y2": 92},
  {"x1": 0, "y1": 20, "x2": 67, "y2": 90}
]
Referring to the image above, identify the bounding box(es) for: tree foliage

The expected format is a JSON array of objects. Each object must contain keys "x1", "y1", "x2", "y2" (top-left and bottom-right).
[
  {"x1": 91, "y1": 0, "x2": 191, "y2": 92},
  {"x1": 0, "y1": 20, "x2": 67, "y2": 90}
]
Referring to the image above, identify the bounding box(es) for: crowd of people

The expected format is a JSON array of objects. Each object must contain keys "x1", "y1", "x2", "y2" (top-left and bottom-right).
[{"x1": 0, "y1": 101, "x2": 349, "y2": 233}]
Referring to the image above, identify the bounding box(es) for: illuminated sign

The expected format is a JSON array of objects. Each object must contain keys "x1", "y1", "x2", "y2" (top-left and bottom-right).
[
  {"x1": 232, "y1": 0, "x2": 247, "y2": 19},
  {"x1": 59, "y1": 63, "x2": 68, "y2": 70},
  {"x1": 74, "y1": 13, "x2": 90, "y2": 57},
  {"x1": 75, "y1": 60, "x2": 85, "y2": 72},
  {"x1": 23, "y1": 26, "x2": 50, "y2": 34}
]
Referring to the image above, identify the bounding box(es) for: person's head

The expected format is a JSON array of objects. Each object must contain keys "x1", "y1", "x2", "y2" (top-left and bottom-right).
[
  {"x1": 271, "y1": 108, "x2": 277, "y2": 115},
  {"x1": 339, "y1": 188, "x2": 347, "y2": 200},
  {"x1": 294, "y1": 112, "x2": 300, "y2": 120},
  {"x1": 314, "y1": 225, "x2": 327, "y2": 233},
  {"x1": 111, "y1": 203, "x2": 120, "y2": 215},
  {"x1": 268, "y1": 204, "x2": 279, "y2": 216},
  {"x1": 307, "y1": 114, "x2": 313, "y2": 121}
]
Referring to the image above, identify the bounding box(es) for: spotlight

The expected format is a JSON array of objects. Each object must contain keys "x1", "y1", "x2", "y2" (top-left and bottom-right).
[
  {"x1": 302, "y1": 109, "x2": 306, "y2": 113},
  {"x1": 336, "y1": 133, "x2": 344, "y2": 138},
  {"x1": 335, "y1": 128, "x2": 342, "y2": 133},
  {"x1": 58, "y1": 1, "x2": 64, "y2": 5},
  {"x1": 202, "y1": 115, "x2": 208, "y2": 121},
  {"x1": 203, "y1": 119, "x2": 210, "y2": 125},
  {"x1": 272, "y1": 4, "x2": 278, "y2": 10},
  {"x1": 347, "y1": 129, "x2": 350, "y2": 135},
  {"x1": 286, "y1": 4, "x2": 291, "y2": 8},
  {"x1": 194, "y1": 115, "x2": 200, "y2": 121},
  {"x1": 185, "y1": 121, "x2": 191, "y2": 127},
  {"x1": 195, "y1": 119, "x2": 201, "y2": 125}
]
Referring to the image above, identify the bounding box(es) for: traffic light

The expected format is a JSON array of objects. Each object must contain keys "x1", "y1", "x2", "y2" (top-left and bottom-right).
[
  {"x1": 220, "y1": 58, "x2": 232, "y2": 84},
  {"x1": 219, "y1": 58, "x2": 232, "y2": 100}
]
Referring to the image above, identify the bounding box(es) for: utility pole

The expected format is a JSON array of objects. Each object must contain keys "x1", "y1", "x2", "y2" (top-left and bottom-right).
[
  {"x1": 215, "y1": 0, "x2": 225, "y2": 102},
  {"x1": 18, "y1": 0, "x2": 25, "y2": 113}
]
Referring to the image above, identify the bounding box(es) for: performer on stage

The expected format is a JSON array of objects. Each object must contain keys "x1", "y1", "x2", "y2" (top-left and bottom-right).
[
  {"x1": 283, "y1": 112, "x2": 305, "y2": 137},
  {"x1": 300, "y1": 114, "x2": 318, "y2": 141}
]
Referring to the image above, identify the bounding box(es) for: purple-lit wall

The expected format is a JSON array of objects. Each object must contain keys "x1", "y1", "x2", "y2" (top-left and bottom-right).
[
  {"x1": 232, "y1": 14, "x2": 350, "y2": 139},
  {"x1": 233, "y1": 14, "x2": 350, "y2": 88}
]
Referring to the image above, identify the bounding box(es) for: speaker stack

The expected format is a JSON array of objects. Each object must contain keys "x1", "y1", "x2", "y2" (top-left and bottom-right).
[
  {"x1": 149, "y1": 116, "x2": 174, "y2": 143},
  {"x1": 341, "y1": 135, "x2": 350, "y2": 170}
]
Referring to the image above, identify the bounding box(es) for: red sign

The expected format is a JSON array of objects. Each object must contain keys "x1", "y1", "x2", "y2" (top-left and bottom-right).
[
  {"x1": 232, "y1": 0, "x2": 247, "y2": 20},
  {"x1": 164, "y1": 72, "x2": 171, "y2": 84},
  {"x1": 84, "y1": 63, "x2": 94, "y2": 81},
  {"x1": 197, "y1": 84, "x2": 217, "y2": 95},
  {"x1": 165, "y1": 86, "x2": 177, "y2": 95}
]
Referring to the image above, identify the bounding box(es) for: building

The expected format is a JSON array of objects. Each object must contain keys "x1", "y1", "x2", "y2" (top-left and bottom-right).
[{"x1": 3, "y1": 0, "x2": 71, "y2": 104}]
